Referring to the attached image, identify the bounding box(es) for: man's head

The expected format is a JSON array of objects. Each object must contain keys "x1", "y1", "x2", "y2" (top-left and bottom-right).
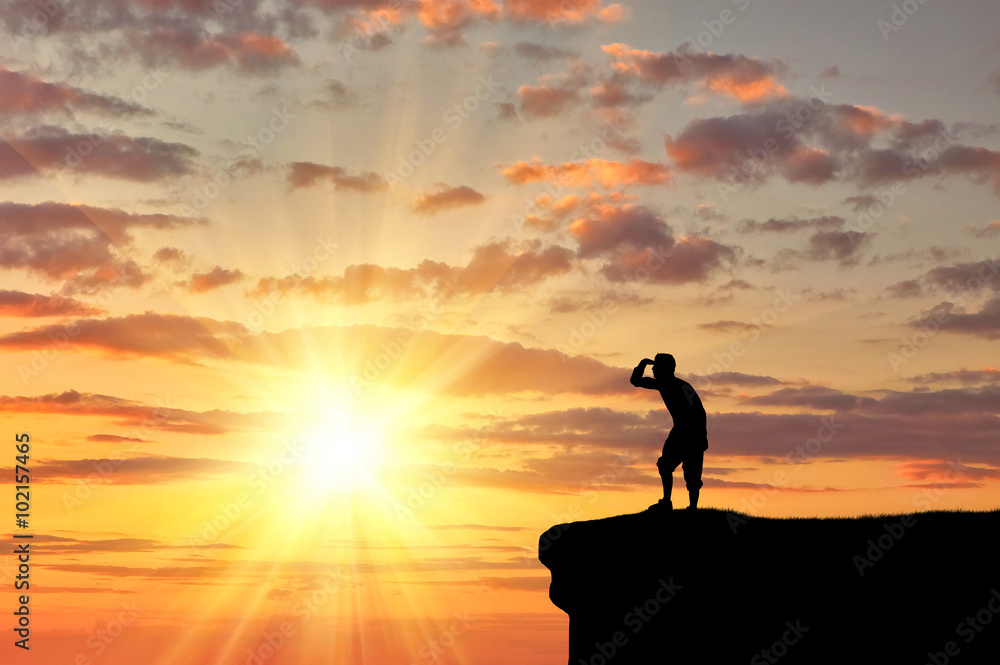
[{"x1": 652, "y1": 353, "x2": 675, "y2": 379}]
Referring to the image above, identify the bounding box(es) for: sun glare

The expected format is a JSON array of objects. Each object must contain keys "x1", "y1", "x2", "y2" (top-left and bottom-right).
[{"x1": 299, "y1": 406, "x2": 386, "y2": 491}]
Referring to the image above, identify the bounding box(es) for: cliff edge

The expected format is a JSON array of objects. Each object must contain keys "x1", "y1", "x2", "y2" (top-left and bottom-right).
[{"x1": 539, "y1": 508, "x2": 1000, "y2": 663}]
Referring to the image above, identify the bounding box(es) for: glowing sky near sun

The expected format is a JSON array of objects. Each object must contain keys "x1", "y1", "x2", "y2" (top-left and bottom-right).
[{"x1": 1, "y1": 0, "x2": 999, "y2": 663}]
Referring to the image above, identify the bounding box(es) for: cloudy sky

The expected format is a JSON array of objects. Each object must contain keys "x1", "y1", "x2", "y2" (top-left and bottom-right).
[{"x1": 1, "y1": 0, "x2": 999, "y2": 663}]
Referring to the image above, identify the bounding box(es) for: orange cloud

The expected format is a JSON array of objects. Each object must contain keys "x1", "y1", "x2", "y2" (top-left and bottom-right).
[
  {"x1": 517, "y1": 84, "x2": 580, "y2": 118},
  {"x1": 186, "y1": 266, "x2": 246, "y2": 294},
  {"x1": 0, "y1": 312, "x2": 245, "y2": 362},
  {"x1": 0, "y1": 455, "x2": 251, "y2": 485},
  {"x1": 417, "y1": 0, "x2": 500, "y2": 43},
  {"x1": 0, "y1": 389, "x2": 241, "y2": 434},
  {"x1": 601, "y1": 43, "x2": 788, "y2": 103},
  {"x1": 322, "y1": 0, "x2": 622, "y2": 46},
  {"x1": 836, "y1": 105, "x2": 900, "y2": 135},
  {"x1": 249, "y1": 240, "x2": 573, "y2": 304},
  {"x1": 0, "y1": 313, "x2": 642, "y2": 398},
  {"x1": 502, "y1": 158, "x2": 670, "y2": 188},
  {"x1": 505, "y1": 0, "x2": 601, "y2": 23},
  {"x1": 705, "y1": 75, "x2": 787, "y2": 103}
]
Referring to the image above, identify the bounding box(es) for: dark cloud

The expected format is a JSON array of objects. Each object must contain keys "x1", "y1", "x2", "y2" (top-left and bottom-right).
[
  {"x1": 742, "y1": 386, "x2": 875, "y2": 411},
  {"x1": 311, "y1": 79, "x2": 357, "y2": 110},
  {"x1": 884, "y1": 279, "x2": 924, "y2": 298},
  {"x1": 0, "y1": 201, "x2": 204, "y2": 294},
  {"x1": 153, "y1": 246, "x2": 190, "y2": 268},
  {"x1": 128, "y1": 28, "x2": 299, "y2": 73},
  {"x1": 970, "y1": 221, "x2": 1000, "y2": 238},
  {"x1": 0, "y1": 290, "x2": 104, "y2": 317},
  {"x1": 665, "y1": 107, "x2": 837, "y2": 185},
  {"x1": 599, "y1": 235, "x2": 736, "y2": 285},
  {"x1": 884, "y1": 259, "x2": 1000, "y2": 299},
  {"x1": 569, "y1": 204, "x2": 673, "y2": 258},
  {"x1": 665, "y1": 99, "x2": 1000, "y2": 195},
  {"x1": 909, "y1": 368, "x2": 1000, "y2": 385},
  {"x1": 912, "y1": 299, "x2": 1000, "y2": 340},
  {"x1": 0, "y1": 67, "x2": 152, "y2": 117},
  {"x1": 738, "y1": 216, "x2": 845, "y2": 234},
  {"x1": 684, "y1": 372, "x2": 784, "y2": 387},
  {"x1": 87, "y1": 434, "x2": 149, "y2": 443},
  {"x1": 867, "y1": 246, "x2": 965, "y2": 267},
  {"x1": 286, "y1": 161, "x2": 387, "y2": 191},
  {"x1": 548, "y1": 289, "x2": 654, "y2": 314},
  {"x1": 441, "y1": 398, "x2": 1000, "y2": 465},
  {"x1": 512, "y1": 41, "x2": 579, "y2": 61},
  {"x1": 802, "y1": 230, "x2": 871, "y2": 265},
  {"x1": 543, "y1": 200, "x2": 736, "y2": 285},
  {"x1": 745, "y1": 384, "x2": 1000, "y2": 417},
  {"x1": 772, "y1": 230, "x2": 872, "y2": 268},
  {"x1": 410, "y1": 185, "x2": 486, "y2": 216},
  {"x1": 0, "y1": 198, "x2": 151, "y2": 238},
  {"x1": 515, "y1": 66, "x2": 588, "y2": 118},
  {"x1": 843, "y1": 194, "x2": 878, "y2": 212},
  {"x1": 923, "y1": 259, "x2": 1000, "y2": 294},
  {"x1": 0, "y1": 0, "x2": 303, "y2": 73},
  {"x1": 802, "y1": 287, "x2": 853, "y2": 301},
  {"x1": 696, "y1": 320, "x2": 760, "y2": 333},
  {"x1": 0, "y1": 126, "x2": 197, "y2": 182},
  {"x1": 871, "y1": 385, "x2": 1000, "y2": 415}
]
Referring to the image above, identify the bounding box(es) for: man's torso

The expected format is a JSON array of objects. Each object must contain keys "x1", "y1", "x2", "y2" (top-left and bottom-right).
[{"x1": 658, "y1": 377, "x2": 708, "y2": 449}]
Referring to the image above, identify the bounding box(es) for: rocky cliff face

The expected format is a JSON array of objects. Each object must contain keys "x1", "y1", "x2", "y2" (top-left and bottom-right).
[{"x1": 539, "y1": 508, "x2": 1000, "y2": 663}]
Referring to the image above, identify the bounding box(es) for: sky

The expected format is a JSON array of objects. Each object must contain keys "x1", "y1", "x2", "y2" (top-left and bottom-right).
[{"x1": 1, "y1": 0, "x2": 999, "y2": 663}]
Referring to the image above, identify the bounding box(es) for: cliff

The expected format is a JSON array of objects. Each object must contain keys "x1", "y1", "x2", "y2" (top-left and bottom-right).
[{"x1": 539, "y1": 508, "x2": 1000, "y2": 663}]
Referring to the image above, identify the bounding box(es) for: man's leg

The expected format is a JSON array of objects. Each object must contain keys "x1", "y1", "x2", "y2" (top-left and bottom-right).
[
  {"x1": 656, "y1": 445, "x2": 683, "y2": 509},
  {"x1": 682, "y1": 449, "x2": 705, "y2": 509},
  {"x1": 658, "y1": 457, "x2": 672, "y2": 505}
]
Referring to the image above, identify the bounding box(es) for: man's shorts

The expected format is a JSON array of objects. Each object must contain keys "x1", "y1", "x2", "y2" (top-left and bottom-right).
[{"x1": 656, "y1": 431, "x2": 706, "y2": 491}]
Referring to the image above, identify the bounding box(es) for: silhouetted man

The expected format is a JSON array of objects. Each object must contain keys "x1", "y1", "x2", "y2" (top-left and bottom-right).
[{"x1": 630, "y1": 354, "x2": 708, "y2": 511}]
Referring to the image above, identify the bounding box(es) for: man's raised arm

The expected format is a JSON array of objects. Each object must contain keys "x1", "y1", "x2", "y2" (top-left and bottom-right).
[{"x1": 630, "y1": 358, "x2": 656, "y2": 389}]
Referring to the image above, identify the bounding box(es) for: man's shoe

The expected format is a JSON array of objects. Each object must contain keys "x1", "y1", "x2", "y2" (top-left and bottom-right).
[
  {"x1": 686, "y1": 505, "x2": 698, "y2": 510},
  {"x1": 649, "y1": 499, "x2": 673, "y2": 511}
]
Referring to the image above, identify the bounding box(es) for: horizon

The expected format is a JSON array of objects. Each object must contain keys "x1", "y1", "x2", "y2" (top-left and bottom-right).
[{"x1": 1, "y1": 0, "x2": 999, "y2": 663}]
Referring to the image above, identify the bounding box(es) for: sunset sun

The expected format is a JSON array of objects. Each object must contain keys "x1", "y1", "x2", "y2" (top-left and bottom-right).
[{"x1": 299, "y1": 406, "x2": 386, "y2": 491}]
